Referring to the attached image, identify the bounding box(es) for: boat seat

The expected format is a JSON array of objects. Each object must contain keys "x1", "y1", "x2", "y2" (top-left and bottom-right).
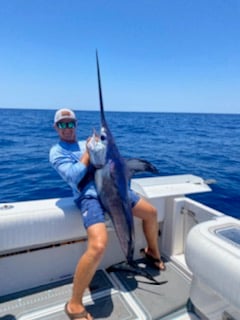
[
  {"x1": 0, "y1": 197, "x2": 86, "y2": 255},
  {"x1": 185, "y1": 216, "x2": 240, "y2": 318}
]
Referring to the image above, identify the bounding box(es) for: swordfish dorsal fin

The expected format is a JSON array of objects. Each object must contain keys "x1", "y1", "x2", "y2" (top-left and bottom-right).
[{"x1": 126, "y1": 158, "x2": 159, "y2": 179}]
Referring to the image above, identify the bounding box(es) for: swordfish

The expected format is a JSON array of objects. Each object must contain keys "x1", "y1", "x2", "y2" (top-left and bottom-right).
[{"x1": 93, "y1": 52, "x2": 164, "y2": 284}]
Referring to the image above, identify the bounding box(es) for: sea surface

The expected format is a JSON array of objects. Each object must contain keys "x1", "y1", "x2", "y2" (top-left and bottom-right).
[{"x1": 0, "y1": 108, "x2": 240, "y2": 219}]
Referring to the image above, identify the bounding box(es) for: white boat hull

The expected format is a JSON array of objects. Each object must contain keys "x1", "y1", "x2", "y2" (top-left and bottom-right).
[{"x1": 1, "y1": 175, "x2": 240, "y2": 319}]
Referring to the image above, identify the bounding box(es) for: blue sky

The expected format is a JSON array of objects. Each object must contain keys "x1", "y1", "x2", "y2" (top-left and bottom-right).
[{"x1": 0, "y1": 0, "x2": 240, "y2": 113}]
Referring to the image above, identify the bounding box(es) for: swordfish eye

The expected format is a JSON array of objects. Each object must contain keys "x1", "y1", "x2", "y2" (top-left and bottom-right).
[
  {"x1": 101, "y1": 133, "x2": 107, "y2": 141},
  {"x1": 100, "y1": 128, "x2": 107, "y2": 142}
]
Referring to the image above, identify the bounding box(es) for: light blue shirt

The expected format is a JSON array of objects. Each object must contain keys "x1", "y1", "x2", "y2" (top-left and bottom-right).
[{"x1": 49, "y1": 140, "x2": 97, "y2": 200}]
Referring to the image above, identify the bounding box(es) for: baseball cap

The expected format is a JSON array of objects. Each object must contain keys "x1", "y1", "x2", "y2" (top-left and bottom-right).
[{"x1": 54, "y1": 108, "x2": 77, "y2": 124}]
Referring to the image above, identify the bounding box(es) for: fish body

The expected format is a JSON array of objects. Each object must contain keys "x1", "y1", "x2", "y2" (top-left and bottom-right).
[
  {"x1": 94, "y1": 53, "x2": 162, "y2": 284},
  {"x1": 95, "y1": 52, "x2": 135, "y2": 262}
]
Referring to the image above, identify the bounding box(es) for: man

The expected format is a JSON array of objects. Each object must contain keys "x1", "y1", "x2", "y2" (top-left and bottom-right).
[{"x1": 49, "y1": 108, "x2": 165, "y2": 320}]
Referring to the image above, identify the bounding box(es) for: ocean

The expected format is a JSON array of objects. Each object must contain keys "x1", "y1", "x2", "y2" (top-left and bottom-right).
[{"x1": 1, "y1": 108, "x2": 240, "y2": 219}]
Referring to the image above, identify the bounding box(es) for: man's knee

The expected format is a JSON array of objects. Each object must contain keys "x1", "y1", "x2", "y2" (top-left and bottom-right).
[
  {"x1": 93, "y1": 238, "x2": 108, "y2": 254},
  {"x1": 151, "y1": 206, "x2": 158, "y2": 218},
  {"x1": 87, "y1": 224, "x2": 108, "y2": 258},
  {"x1": 86, "y1": 239, "x2": 107, "y2": 262},
  {"x1": 142, "y1": 201, "x2": 157, "y2": 221},
  {"x1": 144, "y1": 201, "x2": 157, "y2": 217}
]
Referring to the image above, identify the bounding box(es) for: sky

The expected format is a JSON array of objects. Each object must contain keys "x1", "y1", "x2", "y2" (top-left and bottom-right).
[{"x1": 0, "y1": 0, "x2": 240, "y2": 113}]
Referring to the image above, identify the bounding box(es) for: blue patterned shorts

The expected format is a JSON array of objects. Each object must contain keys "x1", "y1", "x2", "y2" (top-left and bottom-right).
[{"x1": 76, "y1": 190, "x2": 140, "y2": 229}]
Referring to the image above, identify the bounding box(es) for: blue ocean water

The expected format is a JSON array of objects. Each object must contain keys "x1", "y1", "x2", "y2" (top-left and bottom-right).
[{"x1": 0, "y1": 108, "x2": 240, "y2": 219}]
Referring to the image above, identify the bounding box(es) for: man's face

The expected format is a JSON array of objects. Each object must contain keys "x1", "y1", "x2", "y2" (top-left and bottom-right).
[{"x1": 55, "y1": 119, "x2": 77, "y2": 143}]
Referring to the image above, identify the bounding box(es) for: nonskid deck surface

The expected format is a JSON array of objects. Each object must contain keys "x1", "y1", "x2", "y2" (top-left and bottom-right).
[{"x1": 0, "y1": 259, "x2": 190, "y2": 320}]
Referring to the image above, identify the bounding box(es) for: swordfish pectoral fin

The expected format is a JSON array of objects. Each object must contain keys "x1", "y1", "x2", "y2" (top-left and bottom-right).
[{"x1": 125, "y1": 158, "x2": 159, "y2": 179}]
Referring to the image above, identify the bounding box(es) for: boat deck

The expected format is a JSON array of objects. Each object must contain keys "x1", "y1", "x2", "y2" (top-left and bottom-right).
[{"x1": 0, "y1": 258, "x2": 197, "y2": 320}]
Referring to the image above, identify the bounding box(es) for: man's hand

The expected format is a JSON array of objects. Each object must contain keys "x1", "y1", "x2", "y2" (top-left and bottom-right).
[{"x1": 80, "y1": 138, "x2": 91, "y2": 166}]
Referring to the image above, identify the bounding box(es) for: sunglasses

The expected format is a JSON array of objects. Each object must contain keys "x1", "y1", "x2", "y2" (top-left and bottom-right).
[{"x1": 56, "y1": 121, "x2": 76, "y2": 129}]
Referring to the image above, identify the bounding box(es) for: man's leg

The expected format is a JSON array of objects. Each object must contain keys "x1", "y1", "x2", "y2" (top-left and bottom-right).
[
  {"x1": 66, "y1": 222, "x2": 108, "y2": 319},
  {"x1": 132, "y1": 198, "x2": 165, "y2": 270}
]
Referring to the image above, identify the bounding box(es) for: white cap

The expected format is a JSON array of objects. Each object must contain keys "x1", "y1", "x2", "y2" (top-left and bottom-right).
[{"x1": 54, "y1": 108, "x2": 77, "y2": 124}]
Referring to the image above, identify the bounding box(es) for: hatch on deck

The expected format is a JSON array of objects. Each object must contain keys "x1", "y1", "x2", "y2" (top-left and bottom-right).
[{"x1": 131, "y1": 174, "x2": 211, "y2": 199}]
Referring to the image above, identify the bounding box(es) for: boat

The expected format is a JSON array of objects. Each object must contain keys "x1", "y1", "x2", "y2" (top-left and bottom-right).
[{"x1": 0, "y1": 174, "x2": 240, "y2": 319}]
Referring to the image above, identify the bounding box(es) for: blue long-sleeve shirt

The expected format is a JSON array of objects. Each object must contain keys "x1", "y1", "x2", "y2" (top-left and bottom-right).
[{"x1": 49, "y1": 140, "x2": 97, "y2": 200}]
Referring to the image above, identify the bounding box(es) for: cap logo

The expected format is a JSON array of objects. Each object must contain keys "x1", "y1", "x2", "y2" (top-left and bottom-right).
[{"x1": 61, "y1": 111, "x2": 71, "y2": 116}]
